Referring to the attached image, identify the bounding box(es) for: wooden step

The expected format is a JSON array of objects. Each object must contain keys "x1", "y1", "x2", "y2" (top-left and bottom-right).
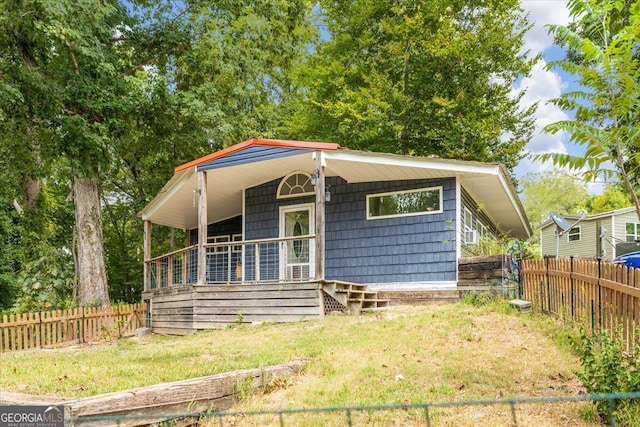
[
  {"x1": 361, "y1": 299, "x2": 389, "y2": 309},
  {"x1": 322, "y1": 281, "x2": 389, "y2": 315}
]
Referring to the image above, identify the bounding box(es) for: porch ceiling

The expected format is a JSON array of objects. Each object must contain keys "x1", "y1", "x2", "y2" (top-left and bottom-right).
[{"x1": 140, "y1": 144, "x2": 530, "y2": 239}]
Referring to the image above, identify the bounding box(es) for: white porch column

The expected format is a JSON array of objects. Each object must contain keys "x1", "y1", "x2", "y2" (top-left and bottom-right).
[
  {"x1": 197, "y1": 170, "x2": 208, "y2": 285},
  {"x1": 143, "y1": 220, "x2": 151, "y2": 291},
  {"x1": 314, "y1": 152, "x2": 325, "y2": 281}
]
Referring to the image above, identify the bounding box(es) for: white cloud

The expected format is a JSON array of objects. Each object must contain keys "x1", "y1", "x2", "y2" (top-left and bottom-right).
[
  {"x1": 521, "y1": 1, "x2": 571, "y2": 57},
  {"x1": 514, "y1": 1, "x2": 574, "y2": 180}
]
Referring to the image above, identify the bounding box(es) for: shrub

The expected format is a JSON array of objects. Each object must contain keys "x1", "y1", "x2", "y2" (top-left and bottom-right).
[
  {"x1": 572, "y1": 326, "x2": 640, "y2": 425},
  {"x1": 13, "y1": 246, "x2": 76, "y2": 313}
]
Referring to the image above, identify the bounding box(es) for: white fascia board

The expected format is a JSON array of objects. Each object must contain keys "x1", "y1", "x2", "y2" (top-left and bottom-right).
[
  {"x1": 139, "y1": 167, "x2": 196, "y2": 221},
  {"x1": 322, "y1": 150, "x2": 500, "y2": 176},
  {"x1": 496, "y1": 169, "x2": 532, "y2": 238}
]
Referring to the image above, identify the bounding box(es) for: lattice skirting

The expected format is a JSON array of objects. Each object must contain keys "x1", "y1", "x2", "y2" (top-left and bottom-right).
[{"x1": 322, "y1": 292, "x2": 346, "y2": 315}]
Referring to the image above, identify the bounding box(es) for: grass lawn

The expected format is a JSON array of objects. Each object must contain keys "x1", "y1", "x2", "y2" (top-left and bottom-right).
[{"x1": 0, "y1": 299, "x2": 599, "y2": 426}]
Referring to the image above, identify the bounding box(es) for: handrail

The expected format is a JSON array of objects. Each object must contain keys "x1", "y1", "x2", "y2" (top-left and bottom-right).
[
  {"x1": 147, "y1": 244, "x2": 198, "y2": 263},
  {"x1": 144, "y1": 235, "x2": 317, "y2": 290},
  {"x1": 203, "y1": 234, "x2": 316, "y2": 248}
]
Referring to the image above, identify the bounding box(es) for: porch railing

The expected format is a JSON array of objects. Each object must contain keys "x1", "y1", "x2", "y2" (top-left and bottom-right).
[{"x1": 144, "y1": 235, "x2": 316, "y2": 291}]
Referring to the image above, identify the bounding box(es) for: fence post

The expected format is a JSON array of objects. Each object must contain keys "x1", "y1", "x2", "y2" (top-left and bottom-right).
[
  {"x1": 39, "y1": 312, "x2": 43, "y2": 349},
  {"x1": 597, "y1": 258, "x2": 602, "y2": 330},
  {"x1": 81, "y1": 306, "x2": 85, "y2": 344},
  {"x1": 570, "y1": 256, "x2": 575, "y2": 319},
  {"x1": 545, "y1": 256, "x2": 551, "y2": 312},
  {"x1": 117, "y1": 305, "x2": 122, "y2": 339}
]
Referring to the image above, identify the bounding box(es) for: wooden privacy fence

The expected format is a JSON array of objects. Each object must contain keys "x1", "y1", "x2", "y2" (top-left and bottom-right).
[
  {"x1": 0, "y1": 303, "x2": 147, "y2": 352},
  {"x1": 522, "y1": 257, "x2": 640, "y2": 347}
]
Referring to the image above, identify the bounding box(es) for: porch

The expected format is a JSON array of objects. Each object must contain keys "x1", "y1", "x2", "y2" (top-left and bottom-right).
[{"x1": 142, "y1": 236, "x2": 390, "y2": 334}]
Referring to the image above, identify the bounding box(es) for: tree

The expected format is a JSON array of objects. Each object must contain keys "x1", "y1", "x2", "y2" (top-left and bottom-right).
[
  {"x1": 585, "y1": 184, "x2": 632, "y2": 214},
  {"x1": 519, "y1": 170, "x2": 590, "y2": 234},
  {"x1": 1, "y1": 0, "x2": 316, "y2": 306},
  {"x1": 539, "y1": 0, "x2": 640, "y2": 221},
  {"x1": 280, "y1": 0, "x2": 537, "y2": 174}
]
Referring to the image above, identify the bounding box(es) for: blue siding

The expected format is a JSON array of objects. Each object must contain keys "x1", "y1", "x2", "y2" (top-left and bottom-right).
[
  {"x1": 324, "y1": 177, "x2": 457, "y2": 283},
  {"x1": 197, "y1": 146, "x2": 311, "y2": 171},
  {"x1": 244, "y1": 176, "x2": 458, "y2": 284}
]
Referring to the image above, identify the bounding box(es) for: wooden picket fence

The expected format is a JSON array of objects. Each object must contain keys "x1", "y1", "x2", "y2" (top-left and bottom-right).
[
  {"x1": 522, "y1": 257, "x2": 640, "y2": 348},
  {"x1": 0, "y1": 303, "x2": 147, "y2": 352}
]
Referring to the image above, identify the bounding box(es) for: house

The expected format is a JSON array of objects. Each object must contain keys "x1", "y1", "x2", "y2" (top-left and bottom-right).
[
  {"x1": 539, "y1": 206, "x2": 640, "y2": 260},
  {"x1": 139, "y1": 138, "x2": 531, "y2": 333}
]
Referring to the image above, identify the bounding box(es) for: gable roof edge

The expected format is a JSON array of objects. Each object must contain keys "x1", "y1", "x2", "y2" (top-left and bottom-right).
[{"x1": 174, "y1": 138, "x2": 340, "y2": 173}]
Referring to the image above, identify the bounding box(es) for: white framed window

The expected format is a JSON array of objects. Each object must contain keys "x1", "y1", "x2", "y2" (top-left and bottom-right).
[
  {"x1": 477, "y1": 222, "x2": 488, "y2": 241},
  {"x1": 207, "y1": 235, "x2": 230, "y2": 253},
  {"x1": 232, "y1": 234, "x2": 243, "y2": 253},
  {"x1": 567, "y1": 227, "x2": 581, "y2": 242},
  {"x1": 277, "y1": 172, "x2": 314, "y2": 199},
  {"x1": 463, "y1": 207, "x2": 473, "y2": 230},
  {"x1": 626, "y1": 222, "x2": 640, "y2": 242},
  {"x1": 367, "y1": 186, "x2": 442, "y2": 220},
  {"x1": 462, "y1": 207, "x2": 476, "y2": 244}
]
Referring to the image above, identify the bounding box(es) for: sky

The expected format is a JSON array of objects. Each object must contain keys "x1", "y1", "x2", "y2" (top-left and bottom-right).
[{"x1": 513, "y1": 0, "x2": 598, "y2": 190}]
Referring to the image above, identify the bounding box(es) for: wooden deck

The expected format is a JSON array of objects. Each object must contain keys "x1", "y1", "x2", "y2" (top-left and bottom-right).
[
  {"x1": 143, "y1": 280, "x2": 389, "y2": 335},
  {"x1": 143, "y1": 282, "x2": 322, "y2": 335}
]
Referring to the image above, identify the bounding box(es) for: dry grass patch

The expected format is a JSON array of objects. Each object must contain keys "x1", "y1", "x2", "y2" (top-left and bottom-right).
[{"x1": 0, "y1": 302, "x2": 597, "y2": 425}]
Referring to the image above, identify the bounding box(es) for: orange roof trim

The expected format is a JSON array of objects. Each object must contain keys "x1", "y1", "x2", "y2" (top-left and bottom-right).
[{"x1": 174, "y1": 138, "x2": 340, "y2": 173}]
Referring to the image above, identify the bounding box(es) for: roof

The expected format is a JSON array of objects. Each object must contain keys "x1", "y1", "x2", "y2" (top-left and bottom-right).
[{"x1": 139, "y1": 138, "x2": 531, "y2": 238}]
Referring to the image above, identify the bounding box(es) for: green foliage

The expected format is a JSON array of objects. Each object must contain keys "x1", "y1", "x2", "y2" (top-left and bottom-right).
[
  {"x1": 585, "y1": 184, "x2": 633, "y2": 214},
  {"x1": 282, "y1": 0, "x2": 537, "y2": 174},
  {"x1": 13, "y1": 247, "x2": 76, "y2": 313},
  {"x1": 572, "y1": 326, "x2": 640, "y2": 423},
  {"x1": 539, "y1": 0, "x2": 640, "y2": 221},
  {"x1": 1, "y1": 0, "x2": 316, "y2": 306},
  {"x1": 0, "y1": 206, "x2": 19, "y2": 309},
  {"x1": 461, "y1": 291, "x2": 504, "y2": 307},
  {"x1": 519, "y1": 170, "x2": 590, "y2": 233}
]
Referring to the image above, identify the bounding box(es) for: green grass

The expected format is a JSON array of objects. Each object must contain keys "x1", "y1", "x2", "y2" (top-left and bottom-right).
[{"x1": 0, "y1": 300, "x2": 596, "y2": 425}]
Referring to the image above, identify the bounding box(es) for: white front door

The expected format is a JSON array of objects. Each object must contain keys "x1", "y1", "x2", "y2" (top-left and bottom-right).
[{"x1": 279, "y1": 203, "x2": 315, "y2": 281}]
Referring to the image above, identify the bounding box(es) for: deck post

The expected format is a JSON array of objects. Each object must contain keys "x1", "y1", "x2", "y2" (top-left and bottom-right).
[
  {"x1": 314, "y1": 151, "x2": 325, "y2": 280},
  {"x1": 143, "y1": 220, "x2": 151, "y2": 291},
  {"x1": 197, "y1": 170, "x2": 208, "y2": 285}
]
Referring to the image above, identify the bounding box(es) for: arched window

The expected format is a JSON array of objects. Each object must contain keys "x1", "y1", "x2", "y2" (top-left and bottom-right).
[{"x1": 277, "y1": 173, "x2": 314, "y2": 199}]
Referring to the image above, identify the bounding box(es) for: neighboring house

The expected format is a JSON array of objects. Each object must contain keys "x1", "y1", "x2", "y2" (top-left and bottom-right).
[
  {"x1": 539, "y1": 206, "x2": 640, "y2": 261},
  {"x1": 139, "y1": 138, "x2": 530, "y2": 333}
]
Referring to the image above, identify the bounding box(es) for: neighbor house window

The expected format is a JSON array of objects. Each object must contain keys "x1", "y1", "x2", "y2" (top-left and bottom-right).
[
  {"x1": 367, "y1": 187, "x2": 442, "y2": 219},
  {"x1": 568, "y1": 227, "x2": 581, "y2": 242},
  {"x1": 626, "y1": 222, "x2": 640, "y2": 242}
]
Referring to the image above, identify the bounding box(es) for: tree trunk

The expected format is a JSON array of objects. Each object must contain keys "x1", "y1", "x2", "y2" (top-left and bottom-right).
[{"x1": 74, "y1": 174, "x2": 110, "y2": 307}]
